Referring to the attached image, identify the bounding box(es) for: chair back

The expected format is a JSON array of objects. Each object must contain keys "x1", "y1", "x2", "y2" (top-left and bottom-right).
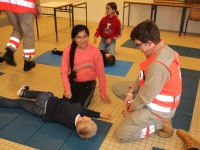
[
  {"x1": 187, "y1": 0, "x2": 200, "y2": 3},
  {"x1": 189, "y1": 4, "x2": 200, "y2": 20},
  {"x1": 154, "y1": 0, "x2": 186, "y2": 3}
]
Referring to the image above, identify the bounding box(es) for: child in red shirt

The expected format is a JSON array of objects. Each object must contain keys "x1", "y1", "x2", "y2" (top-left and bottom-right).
[{"x1": 94, "y1": 2, "x2": 121, "y2": 55}]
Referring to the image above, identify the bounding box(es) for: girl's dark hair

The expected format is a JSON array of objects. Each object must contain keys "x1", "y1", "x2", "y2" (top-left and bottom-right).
[
  {"x1": 130, "y1": 19, "x2": 160, "y2": 44},
  {"x1": 105, "y1": 55, "x2": 116, "y2": 66},
  {"x1": 68, "y1": 24, "x2": 90, "y2": 80},
  {"x1": 107, "y1": 2, "x2": 119, "y2": 15}
]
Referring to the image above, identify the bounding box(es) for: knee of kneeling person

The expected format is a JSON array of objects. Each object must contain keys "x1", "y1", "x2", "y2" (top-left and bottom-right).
[{"x1": 114, "y1": 129, "x2": 128, "y2": 143}]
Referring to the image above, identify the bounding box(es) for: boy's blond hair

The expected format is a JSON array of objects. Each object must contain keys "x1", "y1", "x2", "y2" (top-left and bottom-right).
[{"x1": 76, "y1": 119, "x2": 97, "y2": 140}]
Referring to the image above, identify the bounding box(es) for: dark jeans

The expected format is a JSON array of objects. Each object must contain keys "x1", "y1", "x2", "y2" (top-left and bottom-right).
[
  {"x1": 0, "y1": 91, "x2": 54, "y2": 117},
  {"x1": 63, "y1": 80, "x2": 96, "y2": 108}
]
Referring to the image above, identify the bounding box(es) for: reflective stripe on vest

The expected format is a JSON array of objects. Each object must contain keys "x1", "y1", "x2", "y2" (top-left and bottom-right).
[
  {"x1": 140, "y1": 125, "x2": 155, "y2": 138},
  {"x1": 0, "y1": 0, "x2": 36, "y2": 13},
  {"x1": 156, "y1": 94, "x2": 181, "y2": 102},
  {"x1": 146, "y1": 94, "x2": 181, "y2": 113},
  {"x1": 2, "y1": 0, "x2": 35, "y2": 9},
  {"x1": 7, "y1": 37, "x2": 20, "y2": 50}
]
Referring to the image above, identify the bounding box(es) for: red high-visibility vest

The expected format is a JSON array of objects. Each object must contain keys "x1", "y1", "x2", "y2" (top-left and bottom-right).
[
  {"x1": 0, "y1": 0, "x2": 36, "y2": 14},
  {"x1": 139, "y1": 45, "x2": 182, "y2": 113}
]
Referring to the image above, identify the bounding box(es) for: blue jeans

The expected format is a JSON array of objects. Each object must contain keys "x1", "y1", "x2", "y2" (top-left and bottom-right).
[
  {"x1": 0, "y1": 91, "x2": 54, "y2": 117},
  {"x1": 98, "y1": 38, "x2": 116, "y2": 55}
]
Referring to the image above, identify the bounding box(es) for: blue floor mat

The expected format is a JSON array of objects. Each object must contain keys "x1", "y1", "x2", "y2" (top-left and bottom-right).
[
  {"x1": 152, "y1": 147, "x2": 165, "y2": 150},
  {"x1": 0, "y1": 108, "x2": 112, "y2": 150},
  {"x1": 171, "y1": 68, "x2": 200, "y2": 132},
  {"x1": 121, "y1": 39, "x2": 200, "y2": 59},
  {"x1": 34, "y1": 51, "x2": 133, "y2": 77},
  {"x1": 34, "y1": 51, "x2": 61, "y2": 65},
  {"x1": 105, "y1": 60, "x2": 133, "y2": 77}
]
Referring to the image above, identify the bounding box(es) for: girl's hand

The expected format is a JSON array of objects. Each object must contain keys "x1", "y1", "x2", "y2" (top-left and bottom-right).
[
  {"x1": 100, "y1": 94, "x2": 111, "y2": 104},
  {"x1": 100, "y1": 113, "x2": 112, "y2": 120},
  {"x1": 105, "y1": 38, "x2": 111, "y2": 44},
  {"x1": 94, "y1": 37, "x2": 98, "y2": 44},
  {"x1": 64, "y1": 90, "x2": 72, "y2": 99}
]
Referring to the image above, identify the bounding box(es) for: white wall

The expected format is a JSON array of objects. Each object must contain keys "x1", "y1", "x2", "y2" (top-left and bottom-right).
[{"x1": 40, "y1": 0, "x2": 200, "y2": 34}]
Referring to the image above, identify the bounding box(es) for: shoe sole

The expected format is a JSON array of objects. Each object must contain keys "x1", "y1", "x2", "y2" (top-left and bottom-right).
[
  {"x1": 2, "y1": 55, "x2": 16, "y2": 66},
  {"x1": 17, "y1": 85, "x2": 29, "y2": 97},
  {"x1": 176, "y1": 130, "x2": 200, "y2": 145},
  {"x1": 157, "y1": 128, "x2": 174, "y2": 138},
  {"x1": 24, "y1": 63, "x2": 36, "y2": 71}
]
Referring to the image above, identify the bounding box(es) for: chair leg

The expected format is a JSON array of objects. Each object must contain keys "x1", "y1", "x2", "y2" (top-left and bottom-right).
[{"x1": 184, "y1": 19, "x2": 189, "y2": 38}]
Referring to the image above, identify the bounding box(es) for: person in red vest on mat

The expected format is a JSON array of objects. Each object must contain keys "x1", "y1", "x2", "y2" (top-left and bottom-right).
[
  {"x1": 0, "y1": 0, "x2": 41, "y2": 71},
  {"x1": 0, "y1": 85, "x2": 111, "y2": 140},
  {"x1": 114, "y1": 19, "x2": 182, "y2": 142}
]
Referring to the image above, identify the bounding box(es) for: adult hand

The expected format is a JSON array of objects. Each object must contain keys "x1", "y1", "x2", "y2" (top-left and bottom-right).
[
  {"x1": 105, "y1": 38, "x2": 111, "y2": 44},
  {"x1": 100, "y1": 113, "x2": 112, "y2": 120},
  {"x1": 127, "y1": 105, "x2": 134, "y2": 112},
  {"x1": 36, "y1": 6, "x2": 42, "y2": 18},
  {"x1": 124, "y1": 95, "x2": 133, "y2": 106},
  {"x1": 64, "y1": 90, "x2": 72, "y2": 99},
  {"x1": 101, "y1": 94, "x2": 111, "y2": 104},
  {"x1": 94, "y1": 37, "x2": 97, "y2": 44},
  {"x1": 123, "y1": 110, "x2": 131, "y2": 118}
]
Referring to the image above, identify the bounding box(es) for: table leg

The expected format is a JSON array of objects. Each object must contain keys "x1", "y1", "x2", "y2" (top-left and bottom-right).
[
  {"x1": 151, "y1": 5, "x2": 157, "y2": 22},
  {"x1": 179, "y1": 7, "x2": 187, "y2": 36},
  {"x1": 71, "y1": 5, "x2": 74, "y2": 28},
  {"x1": 122, "y1": 2, "x2": 125, "y2": 29},
  {"x1": 69, "y1": 6, "x2": 71, "y2": 26},
  {"x1": 86, "y1": 3, "x2": 87, "y2": 27},
  {"x1": 35, "y1": 15, "x2": 39, "y2": 39},
  {"x1": 54, "y1": 8, "x2": 58, "y2": 42},
  {"x1": 128, "y1": 3, "x2": 130, "y2": 26},
  {"x1": 154, "y1": 6, "x2": 157, "y2": 22}
]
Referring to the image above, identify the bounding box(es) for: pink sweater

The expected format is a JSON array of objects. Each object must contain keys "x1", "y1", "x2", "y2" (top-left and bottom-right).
[{"x1": 60, "y1": 43, "x2": 106, "y2": 95}]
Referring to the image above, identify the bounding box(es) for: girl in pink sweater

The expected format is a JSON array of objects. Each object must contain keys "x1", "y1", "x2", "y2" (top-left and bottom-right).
[{"x1": 61, "y1": 24, "x2": 111, "y2": 108}]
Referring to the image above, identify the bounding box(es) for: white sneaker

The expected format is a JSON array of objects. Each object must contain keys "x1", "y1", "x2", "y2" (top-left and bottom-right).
[{"x1": 17, "y1": 85, "x2": 29, "y2": 97}]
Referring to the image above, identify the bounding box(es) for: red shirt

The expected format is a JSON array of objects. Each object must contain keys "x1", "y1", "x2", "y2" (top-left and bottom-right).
[
  {"x1": 94, "y1": 15, "x2": 121, "y2": 40},
  {"x1": 61, "y1": 43, "x2": 107, "y2": 95}
]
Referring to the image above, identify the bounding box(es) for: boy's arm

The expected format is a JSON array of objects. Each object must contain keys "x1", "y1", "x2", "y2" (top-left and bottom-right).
[
  {"x1": 100, "y1": 113, "x2": 111, "y2": 120},
  {"x1": 83, "y1": 109, "x2": 111, "y2": 120}
]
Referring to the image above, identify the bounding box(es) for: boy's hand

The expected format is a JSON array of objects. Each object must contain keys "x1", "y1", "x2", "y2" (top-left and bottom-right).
[{"x1": 100, "y1": 113, "x2": 111, "y2": 120}]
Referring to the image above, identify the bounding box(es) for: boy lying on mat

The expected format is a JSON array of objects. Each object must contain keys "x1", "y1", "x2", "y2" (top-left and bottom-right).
[{"x1": 0, "y1": 86, "x2": 111, "y2": 140}]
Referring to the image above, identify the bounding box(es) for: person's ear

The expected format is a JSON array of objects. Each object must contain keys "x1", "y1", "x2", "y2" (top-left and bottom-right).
[{"x1": 147, "y1": 40, "x2": 153, "y2": 46}]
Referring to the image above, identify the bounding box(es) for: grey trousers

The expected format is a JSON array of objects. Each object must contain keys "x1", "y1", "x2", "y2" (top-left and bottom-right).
[
  {"x1": 5, "y1": 11, "x2": 35, "y2": 59},
  {"x1": 114, "y1": 107, "x2": 163, "y2": 142},
  {"x1": 112, "y1": 81, "x2": 132, "y2": 99}
]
